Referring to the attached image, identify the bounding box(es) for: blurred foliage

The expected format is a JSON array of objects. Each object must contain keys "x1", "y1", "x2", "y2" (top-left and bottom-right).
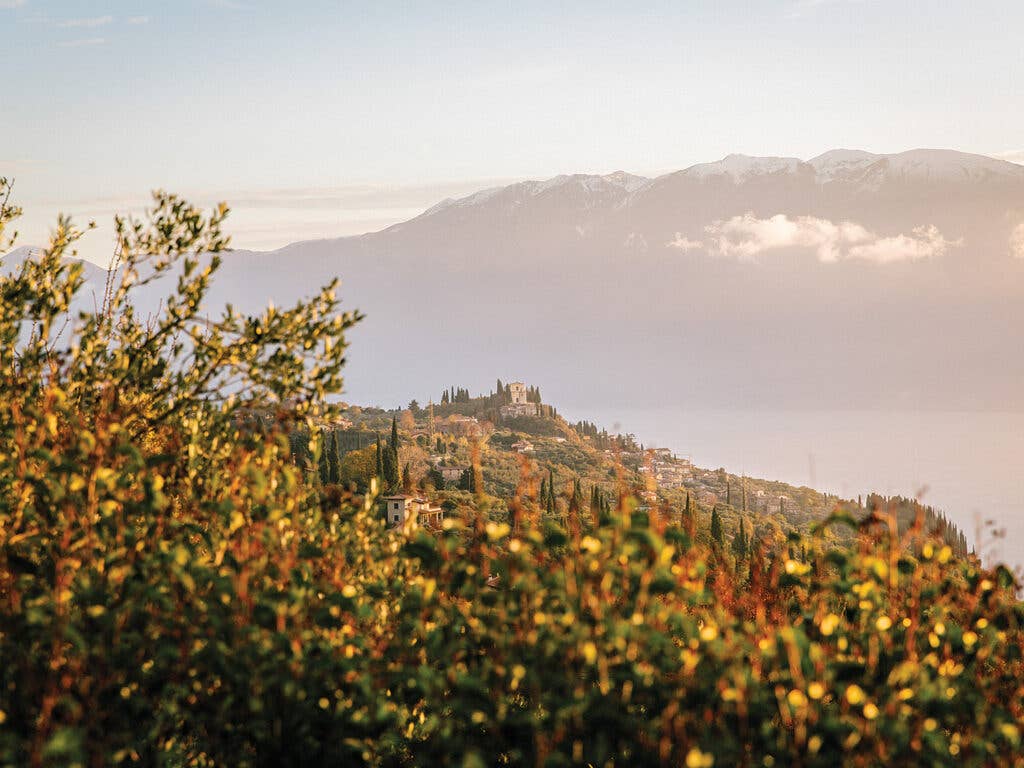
[{"x1": 1, "y1": 183, "x2": 1022, "y2": 767}]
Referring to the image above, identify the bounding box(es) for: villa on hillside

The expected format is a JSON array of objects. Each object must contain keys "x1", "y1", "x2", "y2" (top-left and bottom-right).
[
  {"x1": 382, "y1": 495, "x2": 444, "y2": 529},
  {"x1": 434, "y1": 464, "x2": 468, "y2": 484},
  {"x1": 500, "y1": 381, "x2": 539, "y2": 419},
  {"x1": 511, "y1": 439, "x2": 535, "y2": 453}
]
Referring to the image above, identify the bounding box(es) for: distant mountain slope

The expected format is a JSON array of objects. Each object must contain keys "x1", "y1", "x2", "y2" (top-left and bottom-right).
[{"x1": 6, "y1": 148, "x2": 1024, "y2": 412}]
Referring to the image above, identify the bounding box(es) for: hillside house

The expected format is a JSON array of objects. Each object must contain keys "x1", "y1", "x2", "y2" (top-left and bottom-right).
[
  {"x1": 436, "y1": 465, "x2": 468, "y2": 484},
  {"x1": 382, "y1": 495, "x2": 444, "y2": 529},
  {"x1": 511, "y1": 439, "x2": 535, "y2": 453}
]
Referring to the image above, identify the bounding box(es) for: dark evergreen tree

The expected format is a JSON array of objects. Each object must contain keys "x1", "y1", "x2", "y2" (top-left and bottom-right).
[
  {"x1": 317, "y1": 436, "x2": 329, "y2": 486},
  {"x1": 546, "y1": 470, "x2": 556, "y2": 515},
  {"x1": 731, "y1": 518, "x2": 748, "y2": 559},
  {"x1": 326, "y1": 431, "x2": 340, "y2": 485},
  {"x1": 711, "y1": 506, "x2": 724, "y2": 545},
  {"x1": 375, "y1": 433, "x2": 384, "y2": 486}
]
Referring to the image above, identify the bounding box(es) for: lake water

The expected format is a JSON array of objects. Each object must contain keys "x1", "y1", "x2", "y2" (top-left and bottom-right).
[{"x1": 574, "y1": 408, "x2": 1024, "y2": 572}]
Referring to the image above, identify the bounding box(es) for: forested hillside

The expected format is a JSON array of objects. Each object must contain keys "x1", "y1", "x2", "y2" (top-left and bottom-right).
[{"x1": 292, "y1": 383, "x2": 971, "y2": 563}]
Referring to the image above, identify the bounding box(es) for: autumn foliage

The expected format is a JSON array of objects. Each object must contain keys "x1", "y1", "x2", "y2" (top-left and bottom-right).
[{"x1": 1, "y1": 184, "x2": 1022, "y2": 767}]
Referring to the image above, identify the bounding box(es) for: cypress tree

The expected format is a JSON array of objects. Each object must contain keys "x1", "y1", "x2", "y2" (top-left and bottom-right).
[
  {"x1": 547, "y1": 470, "x2": 556, "y2": 515},
  {"x1": 726, "y1": 481, "x2": 731, "y2": 507},
  {"x1": 327, "y1": 431, "x2": 340, "y2": 485},
  {"x1": 375, "y1": 433, "x2": 384, "y2": 487},
  {"x1": 317, "y1": 435, "x2": 329, "y2": 486},
  {"x1": 711, "y1": 506, "x2": 724, "y2": 545},
  {"x1": 382, "y1": 417, "x2": 399, "y2": 488},
  {"x1": 387, "y1": 449, "x2": 400, "y2": 489},
  {"x1": 382, "y1": 445, "x2": 394, "y2": 490},
  {"x1": 731, "y1": 519, "x2": 748, "y2": 558}
]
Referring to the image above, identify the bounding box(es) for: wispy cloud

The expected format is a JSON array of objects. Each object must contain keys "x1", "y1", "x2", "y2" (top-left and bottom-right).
[
  {"x1": 58, "y1": 37, "x2": 107, "y2": 48},
  {"x1": 59, "y1": 15, "x2": 113, "y2": 28},
  {"x1": 0, "y1": 0, "x2": 26, "y2": 9},
  {"x1": 703, "y1": 213, "x2": 958, "y2": 264},
  {"x1": 666, "y1": 233, "x2": 702, "y2": 252}
]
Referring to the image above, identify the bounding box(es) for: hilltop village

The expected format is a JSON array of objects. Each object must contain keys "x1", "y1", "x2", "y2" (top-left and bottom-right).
[{"x1": 285, "y1": 380, "x2": 968, "y2": 556}]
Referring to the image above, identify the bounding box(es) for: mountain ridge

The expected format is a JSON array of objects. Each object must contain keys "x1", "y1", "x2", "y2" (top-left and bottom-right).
[
  {"x1": 4, "y1": 147, "x2": 1024, "y2": 413},
  {"x1": 394, "y1": 147, "x2": 1024, "y2": 235}
]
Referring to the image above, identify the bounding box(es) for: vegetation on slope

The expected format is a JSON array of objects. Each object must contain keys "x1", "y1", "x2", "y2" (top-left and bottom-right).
[{"x1": 1, "y1": 184, "x2": 1021, "y2": 767}]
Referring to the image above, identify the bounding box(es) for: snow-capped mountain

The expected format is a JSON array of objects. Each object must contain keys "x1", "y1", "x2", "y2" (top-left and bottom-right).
[
  {"x1": 417, "y1": 171, "x2": 649, "y2": 220},
  {"x1": 5, "y1": 148, "x2": 1024, "y2": 412},
  {"x1": 679, "y1": 154, "x2": 806, "y2": 182},
  {"x1": 809, "y1": 148, "x2": 1024, "y2": 187}
]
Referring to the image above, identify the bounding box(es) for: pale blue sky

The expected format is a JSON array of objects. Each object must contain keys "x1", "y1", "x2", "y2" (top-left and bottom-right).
[{"x1": 3, "y1": 0, "x2": 1023, "y2": 260}]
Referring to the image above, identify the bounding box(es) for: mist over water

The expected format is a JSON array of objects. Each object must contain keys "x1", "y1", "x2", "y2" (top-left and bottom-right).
[{"x1": 573, "y1": 407, "x2": 1024, "y2": 572}]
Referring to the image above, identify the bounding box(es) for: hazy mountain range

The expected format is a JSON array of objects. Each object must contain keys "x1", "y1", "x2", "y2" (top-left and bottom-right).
[{"x1": 6, "y1": 148, "x2": 1024, "y2": 413}]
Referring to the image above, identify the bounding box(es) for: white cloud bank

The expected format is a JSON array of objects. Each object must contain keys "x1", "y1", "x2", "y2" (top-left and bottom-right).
[
  {"x1": 1011, "y1": 223, "x2": 1024, "y2": 259},
  {"x1": 699, "y1": 213, "x2": 959, "y2": 264}
]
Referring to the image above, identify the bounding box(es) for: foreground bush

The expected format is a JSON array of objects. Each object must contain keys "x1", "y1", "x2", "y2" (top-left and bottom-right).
[{"x1": 1, "y1": 186, "x2": 1022, "y2": 767}]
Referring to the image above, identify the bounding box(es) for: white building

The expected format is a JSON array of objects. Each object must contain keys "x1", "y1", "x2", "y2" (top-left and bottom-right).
[{"x1": 382, "y1": 495, "x2": 444, "y2": 529}]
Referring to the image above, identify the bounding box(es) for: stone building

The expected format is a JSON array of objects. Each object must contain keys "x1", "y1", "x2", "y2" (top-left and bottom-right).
[{"x1": 500, "y1": 381, "x2": 539, "y2": 418}]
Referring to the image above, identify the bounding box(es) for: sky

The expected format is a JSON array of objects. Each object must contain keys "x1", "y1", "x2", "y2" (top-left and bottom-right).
[{"x1": 3, "y1": 0, "x2": 1024, "y2": 263}]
